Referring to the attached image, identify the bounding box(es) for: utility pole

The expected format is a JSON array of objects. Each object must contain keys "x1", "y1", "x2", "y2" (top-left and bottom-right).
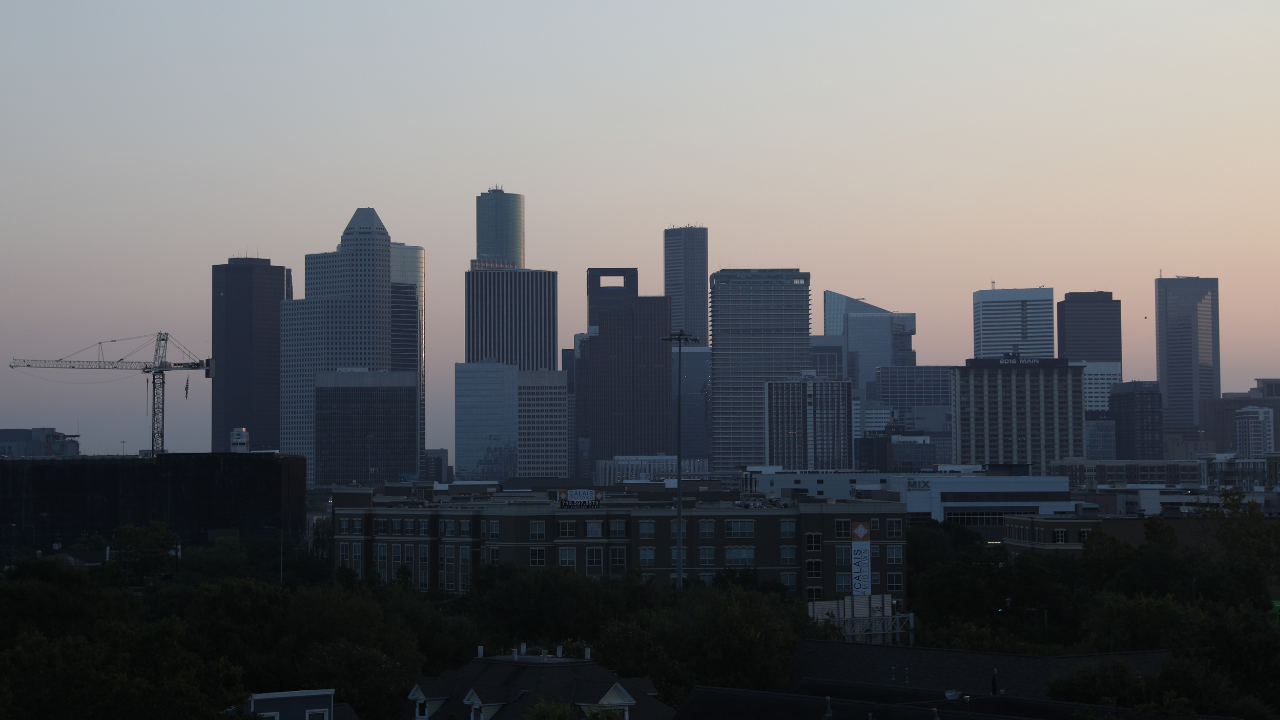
[{"x1": 663, "y1": 330, "x2": 700, "y2": 590}]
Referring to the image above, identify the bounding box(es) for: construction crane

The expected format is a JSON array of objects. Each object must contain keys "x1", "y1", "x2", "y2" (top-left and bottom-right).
[{"x1": 10, "y1": 332, "x2": 213, "y2": 455}]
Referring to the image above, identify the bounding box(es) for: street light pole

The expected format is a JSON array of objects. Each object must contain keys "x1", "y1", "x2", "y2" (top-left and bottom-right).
[{"x1": 663, "y1": 330, "x2": 700, "y2": 590}]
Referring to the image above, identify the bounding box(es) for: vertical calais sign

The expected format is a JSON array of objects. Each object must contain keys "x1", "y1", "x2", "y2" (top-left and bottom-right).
[{"x1": 851, "y1": 521, "x2": 871, "y2": 595}]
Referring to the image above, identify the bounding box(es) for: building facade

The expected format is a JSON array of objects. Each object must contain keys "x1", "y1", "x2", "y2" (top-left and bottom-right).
[
  {"x1": 0, "y1": 428, "x2": 80, "y2": 458},
  {"x1": 332, "y1": 489, "x2": 908, "y2": 602},
  {"x1": 664, "y1": 225, "x2": 709, "y2": 340},
  {"x1": 1197, "y1": 387, "x2": 1280, "y2": 454},
  {"x1": 875, "y1": 365, "x2": 954, "y2": 463},
  {"x1": 952, "y1": 357, "x2": 1085, "y2": 475},
  {"x1": 1110, "y1": 381, "x2": 1163, "y2": 460},
  {"x1": 314, "y1": 370, "x2": 419, "y2": 486},
  {"x1": 464, "y1": 269, "x2": 558, "y2": 371},
  {"x1": 517, "y1": 370, "x2": 570, "y2": 478},
  {"x1": 476, "y1": 187, "x2": 524, "y2": 269},
  {"x1": 1057, "y1": 291, "x2": 1122, "y2": 363},
  {"x1": 823, "y1": 291, "x2": 915, "y2": 394},
  {"x1": 211, "y1": 257, "x2": 292, "y2": 452},
  {"x1": 1236, "y1": 406, "x2": 1276, "y2": 459},
  {"x1": 672, "y1": 346, "x2": 712, "y2": 463},
  {"x1": 972, "y1": 288, "x2": 1054, "y2": 359},
  {"x1": 454, "y1": 362, "x2": 519, "y2": 482},
  {"x1": 1155, "y1": 276, "x2": 1220, "y2": 429},
  {"x1": 765, "y1": 376, "x2": 855, "y2": 470},
  {"x1": 710, "y1": 269, "x2": 811, "y2": 475}
]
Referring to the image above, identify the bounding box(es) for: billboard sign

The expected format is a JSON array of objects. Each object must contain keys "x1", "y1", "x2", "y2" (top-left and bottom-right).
[
  {"x1": 850, "y1": 521, "x2": 871, "y2": 595},
  {"x1": 558, "y1": 488, "x2": 604, "y2": 508}
]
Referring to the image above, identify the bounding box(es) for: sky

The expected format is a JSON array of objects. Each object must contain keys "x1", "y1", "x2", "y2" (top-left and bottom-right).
[{"x1": 2, "y1": 2, "x2": 1278, "y2": 457}]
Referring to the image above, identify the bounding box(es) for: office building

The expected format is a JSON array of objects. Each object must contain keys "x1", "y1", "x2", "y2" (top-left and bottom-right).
[
  {"x1": 1235, "y1": 406, "x2": 1276, "y2": 459},
  {"x1": 1057, "y1": 291, "x2": 1122, "y2": 363},
  {"x1": 574, "y1": 269, "x2": 672, "y2": 478},
  {"x1": 664, "y1": 225, "x2": 709, "y2": 339},
  {"x1": 454, "y1": 362, "x2": 519, "y2": 482},
  {"x1": 710, "y1": 269, "x2": 811, "y2": 475},
  {"x1": 875, "y1": 365, "x2": 954, "y2": 463},
  {"x1": 1199, "y1": 381, "x2": 1280, "y2": 453},
  {"x1": 595, "y1": 456, "x2": 710, "y2": 485},
  {"x1": 952, "y1": 357, "x2": 1085, "y2": 475},
  {"x1": 1085, "y1": 412, "x2": 1116, "y2": 461},
  {"x1": 517, "y1": 370, "x2": 570, "y2": 478},
  {"x1": 464, "y1": 269, "x2": 558, "y2": 371},
  {"x1": 765, "y1": 375, "x2": 855, "y2": 470},
  {"x1": 211, "y1": 257, "x2": 292, "y2": 452},
  {"x1": 475, "y1": 187, "x2": 524, "y2": 269},
  {"x1": 1155, "y1": 276, "x2": 1220, "y2": 429},
  {"x1": 672, "y1": 346, "x2": 711, "y2": 463},
  {"x1": 0, "y1": 428, "x2": 79, "y2": 458},
  {"x1": 314, "y1": 370, "x2": 419, "y2": 486},
  {"x1": 1110, "y1": 381, "x2": 1163, "y2": 460},
  {"x1": 280, "y1": 208, "x2": 424, "y2": 486},
  {"x1": 973, "y1": 288, "x2": 1054, "y2": 359},
  {"x1": 823, "y1": 291, "x2": 915, "y2": 393},
  {"x1": 423, "y1": 448, "x2": 451, "y2": 484},
  {"x1": 808, "y1": 336, "x2": 847, "y2": 381},
  {"x1": 1079, "y1": 361, "x2": 1123, "y2": 412}
]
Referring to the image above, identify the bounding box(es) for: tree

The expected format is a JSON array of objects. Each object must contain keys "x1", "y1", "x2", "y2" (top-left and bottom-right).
[
  {"x1": 523, "y1": 698, "x2": 577, "y2": 720},
  {"x1": 111, "y1": 522, "x2": 181, "y2": 583}
]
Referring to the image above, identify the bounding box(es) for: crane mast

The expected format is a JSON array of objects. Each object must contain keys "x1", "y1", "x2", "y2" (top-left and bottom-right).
[{"x1": 10, "y1": 332, "x2": 213, "y2": 455}]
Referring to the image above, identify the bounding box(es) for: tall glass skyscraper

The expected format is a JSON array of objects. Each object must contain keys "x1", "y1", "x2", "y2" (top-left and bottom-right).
[
  {"x1": 972, "y1": 287, "x2": 1054, "y2": 359},
  {"x1": 822, "y1": 291, "x2": 916, "y2": 395},
  {"x1": 454, "y1": 361, "x2": 519, "y2": 482},
  {"x1": 476, "y1": 187, "x2": 524, "y2": 269},
  {"x1": 709, "y1": 269, "x2": 811, "y2": 475},
  {"x1": 664, "y1": 226, "x2": 708, "y2": 339},
  {"x1": 464, "y1": 269, "x2": 558, "y2": 371},
  {"x1": 1156, "y1": 276, "x2": 1220, "y2": 429}
]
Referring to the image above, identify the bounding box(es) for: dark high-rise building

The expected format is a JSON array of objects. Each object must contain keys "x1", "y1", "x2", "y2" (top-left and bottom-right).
[
  {"x1": 766, "y1": 376, "x2": 855, "y2": 470},
  {"x1": 1057, "y1": 291, "x2": 1122, "y2": 363},
  {"x1": 952, "y1": 357, "x2": 1085, "y2": 475},
  {"x1": 314, "y1": 371, "x2": 419, "y2": 486},
  {"x1": 876, "y1": 365, "x2": 954, "y2": 463},
  {"x1": 1197, "y1": 381, "x2": 1280, "y2": 454},
  {"x1": 672, "y1": 346, "x2": 711, "y2": 463},
  {"x1": 574, "y1": 269, "x2": 672, "y2": 478},
  {"x1": 710, "y1": 269, "x2": 811, "y2": 475},
  {"x1": 664, "y1": 226, "x2": 709, "y2": 339},
  {"x1": 1155, "y1": 277, "x2": 1220, "y2": 429},
  {"x1": 211, "y1": 257, "x2": 292, "y2": 452},
  {"x1": 464, "y1": 270, "x2": 558, "y2": 371},
  {"x1": 423, "y1": 448, "x2": 451, "y2": 483},
  {"x1": 476, "y1": 187, "x2": 524, "y2": 269},
  {"x1": 809, "y1": 336, "x2": 847, "y2": 381},
  {"x1": 1109, "y1": 381, "x2": 1163, "y2": 460}
]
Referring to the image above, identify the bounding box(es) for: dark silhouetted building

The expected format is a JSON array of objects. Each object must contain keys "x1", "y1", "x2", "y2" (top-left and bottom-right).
[
  {"x1": 1155, "y1": 276, "x2": 1219, "y2": 429},
  {"x1": 672, "y1": 346, "x2": 711, "y2": 463},
  {"x1": 766, "y1": 375, "x2": 855, "y2": 470},
  {"x1": 1110, "y1": 381, "x2": 1163, "y2": 460},
  {"x1": 454, "y1": 361, "x2": 518, "y2": 482},
  {"x1": 475, "y1": 187, "x2": 524, "y2": 269},
  {"x1": 710, "y1": 269, "x2": 811, "y2": 475},
  {"x1": 517, "y1": 370, "x2": 570, "y2": 478},
  {"x1": 314, "y1": 370, "x2": 419, "y2": 486},
  {"x1": 876, "y1": 365, "x2": 954, "y2": 463},
  {"x1": 574, "y1": 269, "x2": 672, "y2": 479},
  {"x1": 808, "y1": 336, "x2": 847, "y2": 381},
  {"x1": 464, "y1": 269, "x2": 558, "y2": 371},
  {"x1": 664, "y1": 225, "x2": 708, "y2": 339},
  {"x1": 423, "y1": 448, "x2": 451, "y2": 484},
  {"x1": 0, "y1": 428, "x2": 80, "y2": 457},
  {"x1": 212, "y1": 257, "x2": 292, "y2": 452},
  {"x1": 1198, "y1": 382, "x2": 1280, "y2": 454},
  {"x1": 1057, "y1": 291, "x2": 1122, "y2": 363}
]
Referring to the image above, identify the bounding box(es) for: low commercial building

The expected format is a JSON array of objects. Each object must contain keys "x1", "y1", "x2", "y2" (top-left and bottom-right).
[
  {"x1": 1003, "y1": 508, "x2": 1215, "y2": 556},
  {"x1": 0, "y1": 428, "x2": 79, "y2": 457},
  {"x1": 332, "y1": 487, "x2": 909, "y2": 603}
]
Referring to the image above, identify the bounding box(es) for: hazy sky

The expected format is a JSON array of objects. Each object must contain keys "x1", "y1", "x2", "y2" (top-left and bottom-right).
[{"x1": 2, "y1": 2, "x2": 1278, "y2": 457}]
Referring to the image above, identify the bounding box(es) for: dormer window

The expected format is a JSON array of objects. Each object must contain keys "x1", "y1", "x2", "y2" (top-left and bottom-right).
[{"x1": 417, "y1": 699, "x2": 427, "y2": 717}]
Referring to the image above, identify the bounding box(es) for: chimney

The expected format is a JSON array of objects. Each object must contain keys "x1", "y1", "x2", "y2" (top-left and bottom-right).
[
  {"x1": 477, "y1": 646, "x2": 484, "y2": 658},
  {"x1": 585, "y1": 648, "x2": 591, "y2": 660},
  {"x1": 556, "y1": 646, "x2": 563, "y2": 658},
  {"x1": 520, "y1": 643, "x2": 526, "y2": 655}
]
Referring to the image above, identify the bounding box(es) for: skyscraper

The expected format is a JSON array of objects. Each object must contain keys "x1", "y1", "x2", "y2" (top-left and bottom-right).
[
  {"x1": 671, "y1": 346, "x2": 711, "y2": 463},
  {"x1": 475, "y1": 187, "x2": 524, "y2": 269},
  {"x1": 454, "y1": 361, "x2": 518, "y2": 482},
  {"x1": 664, "y1": 226, "x2": 709, "y2": 339},
  {"x1": 875, "y1": 365, "x2": 954, "y2": 462},
  {"x1": 1110, "y1": 381, "x2": 1163, "y2": 460},
  {"x1": 464, "y1": 270, "x2": 558, "y2": 371},
  {"x1": 211, "y1": 257, "x2": 291, "y2": 452},
  {"x1": 517, "y1": 370, "x2": 570, "y2": 478},
  {"x1": 1057, "y1": 291, "x2": 1122, "y2": 363},
  {"x1": 280, "y1": 208, "x2": 424, "y2": 486},
  {"x1": 1156, "y1": 276, "x2": 1220, "y2": 429},
  {"x1": 574, "y1": 269, "x2": 672, "y2": 478},
  {"x1": 314, "y1": 370, "x2": 419, "y2": 486},
  {"x1": 822, "y1": 291, "x2": 915, "y2": 394},
  {"x1": 1235, "y1": 407, "x2": 1276, "y2": 459},
  {"x1": 766, "y1": 375, "x2": 855, "y2": 470},
  {"x1": 973, "y1": 288, "x2": 1054, "y2": 359},
  {"x1": 710, "y1": 269, "x2": 811, "y2": 475}
]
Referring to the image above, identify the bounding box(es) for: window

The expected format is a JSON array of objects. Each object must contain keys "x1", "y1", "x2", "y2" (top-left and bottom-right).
[
  {"x1": 404, "y1": 544, "x2": 414, "y2": 564},
  {"x1": 339, "y1": 542, "x2": 350, "y2": 566},
  {"x1": 806, "y1": 559, "x2": 822, "y2": 579},
  {"x1": 489, "y1": 520, "x2": 500, "y2": 539},
  {"x1": 352, "y1": 543, "x2": 362, "y2": 571},
  {"x1": 887, "y1": 546, "x2": 903, "y2": 565},
  {"x1": 530, "y1": 521, "x2": 545, "y2": 540},
  {"x1": 439, "y1": 546, "x2": 455, "y2": 590},
  {"x1": 726, "y1": 520, "x2": 755, "y2": 538},
  {"x1": 487, "y1": 546, "x2": 500, "y2": 564},
  {"x1": 806, "y1": 533, "x2": 822, "y2": 551},
  {"x1": 559, "y1": 521, "x2": 576, "y2": 538},
  {"x1": 375, "y1": 519, "x2": 388, "y2": 534},
  {"x1": 377, "y1": 543, "x2": 388, "y2": 564},
  {"x1": 443, "y1": 519, "x2": 455, "y2": 537},
  {"x1": 586, "y1": 547, "x2": 603, "y2": 569},
  {"x1": 419, "y1": 544, "x2": 430, "y2": 565},
  {"x1": 639, "y1": 547, "x2": 655, "y2": 566},
  {"x1": 586, "y1": 521, "x2": 603, "y2": 538},
  {"x1": 1079, "y1": 529, "x2": 1092, "y2": 544},
  {"x1": 836, "y1": 572, "x2": 852, "y2": 592},
  {"x1": 339, "y1": 518, "x2": 350, "y2": 534},
  {"x1": 392, "y1": 519, "x2": 402, "y2": 534},
  {"x1": 781, "y1": 546, "x2": 796, "y2": 565},
  {"x1": 639, "y1": 521, "x2": 655, "y2": 539},
  {"x1": 871, "y1": 518, "x2": 879, "y2": 531},
  {"x1": 1036, "y1": 528, "x2": 1045, "y2": 543},
  {"x1": 700, "y1": 546, "x2": 715, "y2": 565},
  {"x1": 887, "y1": 572, "x2": 903, "y2": 592},
  {"x1": 670, "y1": 520, "x2": 687, "y2": 539},
  {"x1": 670, "y1": 546, "x2": 687, "y2": 564},
  {"x1": 610, "y1": 546, "x2": 626, "y2": 568},
  {"x1": 404, "y1": 519, "x2": 415, "y2": 535},
  {"x1": 886, "y1": 519, "x2": 902, "y2": 538},
  {"x1": 836, "y1": 546, "x2": 851, "y2": 566},
  {"x1": 1054, "y1": 529, "x2": 1067, "y2": 544},
  {"x1": 698, "y1": 573, "x2": 715, "y2": 585},
  {"x1": 699, "y1": 519, "x2": 715, "y2": 538},
  {"x1": 392, "y1": 544, "x2": 402, "y2": 564},
  {"x1": 307, "y1": 711, "x2": 327, "y2": 720},
  {"x1": 530, "y1": 547, "x2": 545, "y2": 567},
  {"x1": 459, "y1": 547, "x2": 471, "y2": 591},
  {"x1": 806, "y1": 587, "x2": 823, "y2": 602},
  {"x1": 871, "y1": 544, "x2": 880, "y2": 558},
  {"x1": 780, "y1": 519, "x2": 796, "y2": 538},
  {"x1": 872, "y1": 571, "x2": 881, "y2": 585},
  {"x1": 418, "y1": 519, "x2": 429, "y2": 536},
  {"x1": 460, "y1": 520, "x2": 471, "y2": 538},
  {"x1": 353, "y1": 518, "x2": 363, "y2": 533},
  {"x1": 780, "y1": 572, "x2": 797, "y2": 590},
  {"x1": 559, "y1": 547, "x2": 575, "y2": 567},
  {"x1": 725, "y1": 547, "x2": 755, "y2": 565},
  {"x1": 609, "y1": 519, "x2": 626, "y2": 537},
  {"x1": 834, "y1": 519, "x2": 851, "y2": 539},
  {"x1": 418, "y1": 570, "x2": 429, "y2": 590}
]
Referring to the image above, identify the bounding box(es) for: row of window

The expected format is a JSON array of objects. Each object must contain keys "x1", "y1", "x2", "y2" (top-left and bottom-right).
[
  {"x1": 1005, "y1": 525, "x2": 1089, "y2": 544},
  {"x1": 339, "y1": 516, "x2": 905, "y2": 541}
]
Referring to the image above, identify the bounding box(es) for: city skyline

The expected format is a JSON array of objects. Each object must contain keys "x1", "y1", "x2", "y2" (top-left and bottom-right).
[{"x1": 3, "y1": 4, "x2": 1279, "y2": 457}]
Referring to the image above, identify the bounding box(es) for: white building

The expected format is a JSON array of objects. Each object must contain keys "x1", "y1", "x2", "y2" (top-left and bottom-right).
[
  {"x1": 1078, "y1": 361, "x2": 1123, "y2": 412},
  {"x1": 1236, "y1": 406, "x2": 1276, "y2": 459},
  {"x1": 973, "y1": 287, "x2": 1055, "y2": 359}
]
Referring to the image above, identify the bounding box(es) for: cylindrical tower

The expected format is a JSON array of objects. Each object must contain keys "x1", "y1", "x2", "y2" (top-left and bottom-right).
[{"x1": 476, "y1": 187, "x2": 524, "y2": 269}]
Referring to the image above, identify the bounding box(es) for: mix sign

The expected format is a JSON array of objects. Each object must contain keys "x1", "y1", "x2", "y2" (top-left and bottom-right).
[{"x1": 850, "y1": 522, "x2": 871, "y2": 595}]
